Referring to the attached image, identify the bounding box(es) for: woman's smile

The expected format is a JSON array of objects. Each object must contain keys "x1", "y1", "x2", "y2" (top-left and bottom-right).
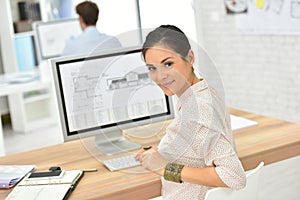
[{"x1": 161, "y1": 80, "x2": 175, "y2": 88}]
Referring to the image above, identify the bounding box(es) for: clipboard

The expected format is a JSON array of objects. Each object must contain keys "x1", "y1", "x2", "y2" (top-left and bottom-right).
[{"x1": 5, "y1": 170, "x2": 84, "y2": 200}]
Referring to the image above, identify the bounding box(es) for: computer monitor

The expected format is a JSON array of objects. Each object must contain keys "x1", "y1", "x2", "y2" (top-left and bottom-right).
[
  {"x1": 51, "y1": 47, "x2": 174, "y2": 155},
  {"x1": 33, "y1": 18, "x2": 82, "y2": 62}
]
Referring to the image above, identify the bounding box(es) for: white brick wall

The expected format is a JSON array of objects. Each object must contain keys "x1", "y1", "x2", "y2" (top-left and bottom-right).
[{"x1": 193, "y1": 0, "x2": 300, "y2": 124}]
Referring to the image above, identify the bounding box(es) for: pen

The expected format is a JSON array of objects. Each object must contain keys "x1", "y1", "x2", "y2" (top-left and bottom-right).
[
  {"x1": 143, "y1": 146, "x2": 152, "y2": 151},
  {"x1": 82, "y1": 168, "x2": 98, "y2": 172}
]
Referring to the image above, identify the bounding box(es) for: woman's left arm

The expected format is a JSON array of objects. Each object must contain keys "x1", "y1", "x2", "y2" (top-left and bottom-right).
[
  {"x1": 137, "y1": 141, "x2": 246, "y2": 189},
  {"x1": 138, "y1": 150, "x2": 229, "y2": 187},
  {"x1": 180, "y1": 134, "x2": 247, "y2": 189},
  {"x1": 181, "y1": 165, "x2": 227, "y2": 187}
]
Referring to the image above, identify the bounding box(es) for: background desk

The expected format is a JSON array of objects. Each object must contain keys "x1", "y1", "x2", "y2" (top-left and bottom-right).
[{"x1": 1, "y1": 109, "x2": 300, "y2": 200}]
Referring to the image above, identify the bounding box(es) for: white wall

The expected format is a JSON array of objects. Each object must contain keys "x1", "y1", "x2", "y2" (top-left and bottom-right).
[
  {"x1": 0, "y1": 47, "x2": 9, "y2": 115},
  {"x1": 0, "y1": 0, "x2": 19, "y2": 116},
  {"x1": 193, "y1": 0, "x2": 300, "y2": 124},
  {"x1": 72, "y1": 0, "x2": 141, "y2": 47},
  {"x1": 139, "y1": 0, "x2": 197, "y2": 41}
]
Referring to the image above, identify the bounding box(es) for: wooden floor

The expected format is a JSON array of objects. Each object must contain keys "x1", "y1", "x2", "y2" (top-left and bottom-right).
[{"x1": 2, "y1": 124, "x2": 300, "y2": 199}]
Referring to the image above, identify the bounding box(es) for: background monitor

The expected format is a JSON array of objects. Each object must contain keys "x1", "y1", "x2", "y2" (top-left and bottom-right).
[
  {"x1": 51, "y1": 47, "x2": 174, "y2": 155},
  {"x1": 14, "y1": 33, "x2": 37, "y2": 71},
  {"x1": 33, "y1": 18, "x2": 82, "y2": 62}
]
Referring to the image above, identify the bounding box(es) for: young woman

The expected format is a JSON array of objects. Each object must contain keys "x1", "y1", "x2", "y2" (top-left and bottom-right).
[{"x1": 135, "y1": 25, "x2": 246, "y2": 200}]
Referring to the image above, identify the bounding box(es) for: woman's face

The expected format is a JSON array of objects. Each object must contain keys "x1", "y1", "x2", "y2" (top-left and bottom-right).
[{"x1": 144, "y1": 46, "x2": 194, "y2": 97}]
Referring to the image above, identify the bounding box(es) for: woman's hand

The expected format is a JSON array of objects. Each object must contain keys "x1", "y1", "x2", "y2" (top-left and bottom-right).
[{"x1": 135, "y1": 147, "x2": 167, "y2": 176}]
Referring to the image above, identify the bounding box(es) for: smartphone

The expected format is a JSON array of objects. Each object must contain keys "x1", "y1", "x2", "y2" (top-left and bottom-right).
[{"x1": 27, "y1": 170, "x2": 64, "y2": 180}]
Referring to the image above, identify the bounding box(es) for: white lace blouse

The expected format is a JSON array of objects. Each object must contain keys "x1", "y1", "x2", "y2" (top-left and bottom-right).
[{"x1": 158, "y1": 80, "x2": 246, "y2": 200}]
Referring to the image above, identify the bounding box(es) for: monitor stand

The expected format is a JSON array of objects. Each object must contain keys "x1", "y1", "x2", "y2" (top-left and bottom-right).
[{"x1": 94, "y1": 130, "x2": 141, "y2": 155}]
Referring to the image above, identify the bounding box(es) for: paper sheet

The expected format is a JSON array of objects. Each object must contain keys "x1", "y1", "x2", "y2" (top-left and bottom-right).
[
  {"x1": 230, "y1": 115, "x2": 258, "y2": 131},
  {"x1": 0, "y1": 165, "x2": 35, "y2": 189}
]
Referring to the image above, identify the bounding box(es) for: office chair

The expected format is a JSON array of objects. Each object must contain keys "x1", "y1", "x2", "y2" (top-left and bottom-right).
[{"x1": 204, "y1": 162, "x2": 264, "y2": 200}]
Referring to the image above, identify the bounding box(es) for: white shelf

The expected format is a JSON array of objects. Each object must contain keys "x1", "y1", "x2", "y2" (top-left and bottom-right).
[
  {"x1": 14, "y1": 31, "x2": 34, "y2": 38},
  {"x1": 0, "y1": 80, "x2": 50, "y2": 96},
  {"x1": 25, "y1": 116, "x2": 57, "y2": 132},
  {"x1": 23, "y1": 93, "x2": 51, "y2": 104}
]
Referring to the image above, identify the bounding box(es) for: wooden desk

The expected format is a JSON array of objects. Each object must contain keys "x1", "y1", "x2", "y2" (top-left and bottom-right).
[
  {"x1": 230, "y1": 109, "x2": 300, "y2": 170},
  {"x1": 1, "y1": 109, "x2": 300, "y2": 200}
]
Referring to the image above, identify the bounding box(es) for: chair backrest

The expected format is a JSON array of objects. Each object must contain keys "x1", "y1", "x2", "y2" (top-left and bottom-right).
[{"x1": 204, "y1": 162, "x2": 264, "y2": 200}]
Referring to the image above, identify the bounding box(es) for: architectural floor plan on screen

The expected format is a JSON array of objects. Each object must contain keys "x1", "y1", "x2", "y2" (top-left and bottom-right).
[{"x1": 59, "y1": 53, "x2": 168, "y2": 132}]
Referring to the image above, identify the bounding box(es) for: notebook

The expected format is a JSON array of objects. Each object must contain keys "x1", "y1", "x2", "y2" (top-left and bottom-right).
[
  {"x1": 0, "y1": 165, "x2": 35, "y2": 189},
  {"x1": 5, "y1": 170, "x2": 83, "y2": 200}
]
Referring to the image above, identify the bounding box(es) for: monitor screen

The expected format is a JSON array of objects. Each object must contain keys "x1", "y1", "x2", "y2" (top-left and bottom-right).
[
  {"x1": 33, "y1": 18, "x2": 82, "y2": 61},
  {"x1": 51, "y1": 47, "x2": 174, "y2": 155}
]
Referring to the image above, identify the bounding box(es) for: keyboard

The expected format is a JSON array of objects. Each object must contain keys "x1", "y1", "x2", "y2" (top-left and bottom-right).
[{"x1": 102, "y1": 154, "x2": 141, "y2": 171}]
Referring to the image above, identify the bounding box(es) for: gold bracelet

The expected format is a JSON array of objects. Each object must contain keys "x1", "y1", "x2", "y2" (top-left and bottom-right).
[{"x1": 163, "y1": 163, "x2": 184, "y2": 183}]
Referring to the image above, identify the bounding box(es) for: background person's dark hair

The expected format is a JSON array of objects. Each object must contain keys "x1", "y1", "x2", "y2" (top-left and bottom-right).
[
  {"x1": 76, "y1": 1, "x2": 99, "y2": 25},
  {"x1": 142, "y1": 25, "x2": 191, "y2": 60}
]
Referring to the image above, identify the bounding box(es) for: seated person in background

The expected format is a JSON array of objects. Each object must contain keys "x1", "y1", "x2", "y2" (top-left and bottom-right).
[
  {"x1": 62, "y1": 1, "x2": 122, "y2": 56},
  {"x1": 135, "y1": 25, "x2": 246, "y2": 200}
]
